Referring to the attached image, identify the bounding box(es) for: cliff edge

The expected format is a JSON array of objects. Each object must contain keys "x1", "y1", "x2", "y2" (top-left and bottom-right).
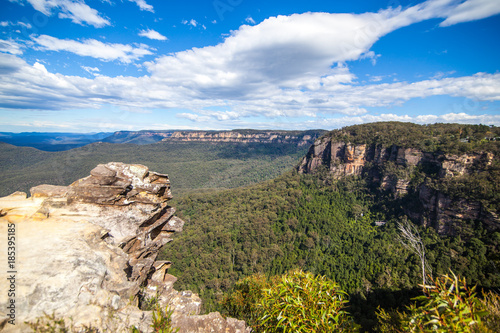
[{"x1": 0, "y1": 162, "x2": 249, "y2": 332}]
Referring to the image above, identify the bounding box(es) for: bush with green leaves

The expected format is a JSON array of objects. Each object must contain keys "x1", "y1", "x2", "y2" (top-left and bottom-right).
[
  {"x1": 220, "y1": 273, "x2": 270, "y2": 327},
  {"x1": 256, "y1": 269, "x2": 357, "y2": 332},
  {"x1": 376, "y1": 271, "x2": 500, "y2": 332}
]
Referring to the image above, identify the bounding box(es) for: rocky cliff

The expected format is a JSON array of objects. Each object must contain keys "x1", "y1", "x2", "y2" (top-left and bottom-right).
[
  {"x1": 165, "y1": 130, "x2": 324, "y2": 146},
  {"x1": 0, "y1": 162, "x2": 249, "y2": 332},
  {"x1": 298, "y1": 135, "x2": 499, "y2": 235}
]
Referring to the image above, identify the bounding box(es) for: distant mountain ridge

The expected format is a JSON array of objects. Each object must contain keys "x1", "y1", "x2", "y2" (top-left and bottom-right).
[
  {"x1": 100, "y1": 130, "x2": 174, "y2": 145},
  {"x1": 0, "y1": 129, "x2": 327, "y2": 151},
  {"x1": 0, "y1": 132, "x2": 111, "y2": 151},
  {"x1": 166, "y1": 129, "x2": 326, "y2": 146}
]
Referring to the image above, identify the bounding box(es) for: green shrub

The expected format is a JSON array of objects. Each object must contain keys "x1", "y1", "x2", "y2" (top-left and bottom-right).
[
  {"x1": 376, "y1": 272, "x2": 496, "y2": 332},
  {"x1": 478, "y1": 290, "x2": 500, "y2": 332},
  {"x1": 256, "y1": 269, "x2": 357, "y2": 332},
  {"x1": 220, "y1": 273, "x2": 270, "y2": 327}
]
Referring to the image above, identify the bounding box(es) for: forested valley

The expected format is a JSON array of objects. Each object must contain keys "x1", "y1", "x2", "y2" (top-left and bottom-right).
[
  {"x1": 160, "y1": 122, "x2": 500, "y2": 331},
  {"x1": 0, "y1": 139, "x2": 312, "y2": 197}
]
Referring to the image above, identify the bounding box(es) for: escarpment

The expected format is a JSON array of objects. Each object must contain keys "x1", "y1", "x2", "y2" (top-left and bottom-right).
[
  {"x1": 0, "y1": 162, "x2": 249, "y2": 332},
  {"x1": 298, "y1": 128, "x2": 499, "y2": 235},
  {"x1": 164, "y1": 130, "x2": 324, "y2": 146}
]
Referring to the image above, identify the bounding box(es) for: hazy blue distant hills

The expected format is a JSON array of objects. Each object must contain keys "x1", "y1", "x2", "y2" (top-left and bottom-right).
[
  {"x1": 0, "y1": 132, "x2": 112, "y2": 151},
  {"x1": 101, "y1": 130, "x2": 174, "y2": 145},
  {"x1": 0, "y1": 130, "x2": 175, "y2": 151}
]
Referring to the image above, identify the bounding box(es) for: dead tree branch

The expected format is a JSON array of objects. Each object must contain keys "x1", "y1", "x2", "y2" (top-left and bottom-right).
[{"x1": 397, "y1": 218, "x2": 432, "y2": 288}]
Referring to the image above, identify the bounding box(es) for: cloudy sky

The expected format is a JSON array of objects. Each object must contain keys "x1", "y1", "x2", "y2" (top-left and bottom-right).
[{"x1": 0, "y1": 0, "x2": 499, "y2": 133}]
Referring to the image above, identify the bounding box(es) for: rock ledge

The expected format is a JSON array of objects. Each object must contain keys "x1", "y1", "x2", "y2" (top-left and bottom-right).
[{"x1": 0, "y1": 163, "x2": 249, "y2": 333}]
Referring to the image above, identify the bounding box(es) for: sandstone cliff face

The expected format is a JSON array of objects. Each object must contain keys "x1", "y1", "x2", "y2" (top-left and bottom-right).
[
  {"x1": 0, "y1": 163, "x2": 249, "y2": 333},
  {"x1": 165, "y1": 130, "x2": 319, "y2": 146},
  {"x1": 298, "y1": 138, "x2": 499, "y2": 234}
]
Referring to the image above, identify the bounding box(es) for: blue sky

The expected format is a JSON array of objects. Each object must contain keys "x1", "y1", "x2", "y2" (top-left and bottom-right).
[{"x1": 0, "y1": 0, "x2": 499, "y2": 133}]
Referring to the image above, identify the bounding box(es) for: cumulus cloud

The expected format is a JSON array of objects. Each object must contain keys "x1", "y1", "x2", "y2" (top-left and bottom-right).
[
  {"x1": 1, "y1": 49, "x2": 498, "y2": 117},
  {"x1": 20, "y1": 0, "x2": 110, "y2": 27},
  {"x1": 146, "y1": 5, "x2": 446, "y2": 101},
  {"x1": 138, "y1": 29, "x2": 167, "y2": 41},
  {"x1": 33, "y1": 35, "x2": 153, "y2": 63}
]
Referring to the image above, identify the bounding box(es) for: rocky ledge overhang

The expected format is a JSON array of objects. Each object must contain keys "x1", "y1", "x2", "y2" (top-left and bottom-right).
[{"x1": 0, "y1": 162, "x2": 249, "y2": 333}]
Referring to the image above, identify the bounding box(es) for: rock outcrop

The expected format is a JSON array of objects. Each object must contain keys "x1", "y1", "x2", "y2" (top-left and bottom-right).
[
  {"x1": 298, "y1": 137, "x2": 499, "y2": 234},
  {"x1": 0, "y1": 162, "x2": 249, "y2": 332},
  {"x1": 164, "y1": 130, "x2": 323, "y2": 146}
]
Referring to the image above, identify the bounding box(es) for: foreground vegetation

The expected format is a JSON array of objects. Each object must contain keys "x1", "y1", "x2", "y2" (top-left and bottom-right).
[{"x1": 222, "y1": 269, "x2": 500, "y2": 332}]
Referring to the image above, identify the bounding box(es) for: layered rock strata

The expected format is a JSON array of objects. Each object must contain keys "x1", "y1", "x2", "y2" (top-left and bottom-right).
[
  {"x1": 165, "y1": 130, "x2": 320, "y2": 146},
  {"x1": 0, "y1": 162, "x2": 249, "y2": 332}
]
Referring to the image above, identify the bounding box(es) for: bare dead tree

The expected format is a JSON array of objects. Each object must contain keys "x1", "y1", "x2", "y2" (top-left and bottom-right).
[{"x1": 397, "y1": 218, "x2": 432, "y2": 288}]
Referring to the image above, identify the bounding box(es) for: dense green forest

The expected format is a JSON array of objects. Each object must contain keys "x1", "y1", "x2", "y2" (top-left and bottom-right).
[{"x1": 0, "y1": 140, "x2": 310, "y2": 197}]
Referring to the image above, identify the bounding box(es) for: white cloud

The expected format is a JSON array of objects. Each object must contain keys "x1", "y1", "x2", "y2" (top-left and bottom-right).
[
  {"x1": 359, "y1": 51, "x2": 381, "y2": 65},
  {"x1": 369, "y1": 75, "x2": 383, "y2": 82},
  {"x1": 2, "y1": 49, "x2": 498, "y2": 118},
  {"x1": 22, "y1": 0, "x2": 110, "y2": 27},
  {"x1": 0, "y1": 39, "x2": 25, "y2": 55},
  {"x1": 177, "y1": 113, "x2": 211, "y2": 122},
  {"x1": 440, "y1": 0, "x2": 500, "y2": 26},
  {"x1": 128, "y1": 0, "x2": 154, "y2": 13},
  {"x1": 182, "y1": 19, "x2": 199, "y2": 27},
  {"x1": 82, "y1": 66, "x2": 100, "y2": 76},
  {"x1": 146, "y1": 8, "x2": 429, "y2": 100},
  {"x1": 138, "y1": 29, "x2": 168, "y2": 41},
  {"x1": 316, "y1": 112, "x2": 500, "y2": 129},
  {"x1": 0, "y1": 21, "x2": 32, "y2": 29},
  {"x1": 430, "y1": 70, "x2": 457, "y2": 79},
  {"x1": 33, "y1": 35, "x2": 153, "y2": 63},
  {"x1": 245, "y1": 16, "x2": 256, "y2": 24}
]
